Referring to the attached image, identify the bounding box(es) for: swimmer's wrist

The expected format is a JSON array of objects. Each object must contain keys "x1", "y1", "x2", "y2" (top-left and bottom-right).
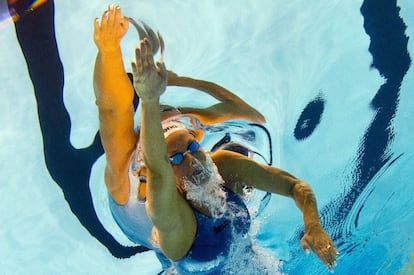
[
  {"x1": 97, "y1": 46, "x2": 123, "y2": 56},
  {"x1": 141, "y1": 97, "x2": 160, "y2": 107},
  {"x1": 304, "y1": 221, "x2": 323, "y2": 233}
]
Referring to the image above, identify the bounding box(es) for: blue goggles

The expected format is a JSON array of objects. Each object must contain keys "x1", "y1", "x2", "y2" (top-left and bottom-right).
[{"x1": 169, "y1": 140, "x2": 200, "y2": 165}]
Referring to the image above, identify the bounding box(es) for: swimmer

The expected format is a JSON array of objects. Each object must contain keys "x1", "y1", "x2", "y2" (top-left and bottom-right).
[{"x1": 93, "y1": 5, "x2": 338, "y2": 273}]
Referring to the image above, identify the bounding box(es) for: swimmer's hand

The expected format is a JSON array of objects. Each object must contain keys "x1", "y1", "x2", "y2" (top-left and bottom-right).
[
  {"x1": 131, "y1": 38, "x2": 167, "y2": 103},
  {"x1": 94, "y1": 5, "x2": 129, "y2": 53},
  {"x1": 301, "y1": 225, "x2": 338, "y2": 272}
]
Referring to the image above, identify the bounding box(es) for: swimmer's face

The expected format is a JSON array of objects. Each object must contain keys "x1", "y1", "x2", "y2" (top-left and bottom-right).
[{"x1": 166, "y1": 130, "x2": 208, "y2": 184}]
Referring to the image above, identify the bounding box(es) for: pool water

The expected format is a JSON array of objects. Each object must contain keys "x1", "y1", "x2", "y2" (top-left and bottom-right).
[{"x1": 0, "y1": 0, "x2": 413, "y2": 274}]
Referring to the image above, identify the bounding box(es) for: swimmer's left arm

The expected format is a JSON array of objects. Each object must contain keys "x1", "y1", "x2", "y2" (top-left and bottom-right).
[
  {"x1": 93, "y1": 6, "x2": 137, "y2": 204},
  {"x1": 212, "y1": 150, "x2": 338, "y2": 271}
]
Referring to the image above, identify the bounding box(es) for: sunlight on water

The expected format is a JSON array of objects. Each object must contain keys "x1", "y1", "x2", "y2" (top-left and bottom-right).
[{"x1": 2, "y1": 0, "x2": 47, "y2": 23}]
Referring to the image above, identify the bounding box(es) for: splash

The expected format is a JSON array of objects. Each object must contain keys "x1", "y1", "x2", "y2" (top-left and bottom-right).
[
  {"x1": 181, "y1": 154, "x2": 228, "y2": 218},
  {"x1": 221, "y1": 221, "x2": 283, "y2": 275}
]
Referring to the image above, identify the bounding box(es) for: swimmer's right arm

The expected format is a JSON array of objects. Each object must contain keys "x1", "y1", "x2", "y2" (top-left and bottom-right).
[
  {"x1": 212, "y1": 150, "x2": 338, "y2": 271},
  {"x1": 167, "y1": 71, "x2": 265, "y2": 125},
  {"x1": 93, "y1": 5, "x2": 137, "y2": 204},
  {"x1": 132, "y1": 32, "x2": 197, "y2": 261}
]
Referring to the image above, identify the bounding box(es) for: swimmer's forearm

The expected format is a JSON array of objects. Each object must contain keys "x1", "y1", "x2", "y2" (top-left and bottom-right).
[
  {"x1": 292, "y1": 182, "x2": 323, "y2": 231},
  {"x1": 168, "y1": 71, "x2": 238, "y2": 102},
  {"x1": 292, "y1": 181, "x2": 338, "y2": 269},
  {"x1": 93, "y1": 50, "x2": 134, "y2": 111},
  {"x1": 167, "y1": 71, "x2": 265, "y2": 123},
  {"x1": 93, "y1": 50, "x2": 137, "y2": 179},
  {"x1": 140, "y1": 99, "x2": 171, "y2": 173}
]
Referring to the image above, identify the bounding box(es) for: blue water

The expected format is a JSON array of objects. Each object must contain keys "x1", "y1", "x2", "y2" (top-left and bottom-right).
[{"x1": 1, "y1": 0, "x2": 413, "y2": 274}]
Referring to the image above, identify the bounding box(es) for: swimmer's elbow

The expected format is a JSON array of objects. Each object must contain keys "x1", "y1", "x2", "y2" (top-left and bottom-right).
[
  {"x1": 256, "y1": 113, "x2": 266, "y2": 124},
  {"x1": 251, "y1": 108, "x2": 266, "y2": 123},
  {"x1": 104, "y1": 167, "x2": 130, "y2": 205}
]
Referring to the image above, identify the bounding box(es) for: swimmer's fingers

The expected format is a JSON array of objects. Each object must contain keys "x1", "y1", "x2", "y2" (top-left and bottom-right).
[
  {"x1": 140, "y1": 38, "x2": 166, "y2": 80},
  {"x1": 128, "y1": 18, "x2": 148, "y2": 43},
  {"x1": 145, "y1": 39, "x2": 156, "y2": 68},
  {"x1": 127, "y1": 19, "x2": 165, "y2": 68},
  {"x1": 113, "y1": 5, "x2": 121, "y2": 26},
  {"x1": 113, "y1": 6, "x2": 128, "y2": 31},
  {"x1": 301, "y1": 228, "x2": 338, "y2": 272},
  {"x1": 93, "y1": 18, "x2": 100, "y2": 41},
  {"x1": 158, "y1": 31, "x2": 165, "y2": 61},
  {"x1": 133, "y1": 47, "x2": 143, "y2": 74},
  {"x1": 128, "y1": 18, "x2": 160, "y2": 55},
  {"x1": 94, "y1": 5, "x2": 129, "y2": 50},
  {"x1": 139, "y1": 39, "x2": 153, "y2": 69},
  {"x1": 131, "y1": 60, "x2": 137, "y2": 75},
  {"x1": 132, "y1": 39, "x2": 152, "y2": 76},
  {"x1": 133, "y1": 39, "x2": 155, "y2": 71},
  {"x1": 141, "y1": 21, "x2": 159, "y2": 54},
  {"x1": 106, "y1": 5, "x2": 116, "y2": 27},
  {"x1": 156, "y1": 60, "x2": 167, "y2": 79},
  {"x1": 99, "y1": 5, "x2": 116, "y2": 30},
  {"x1": 300, "y1": 237, "x2": 311, "y2": 255},
  {"x1": 96, "y1": 6, "x2": 126, "y2": 30},
  {"x1": 98, "y1": 10, "x2": 108, "y2": 31},
  {"x1": 93, "y1": 12, "x2": 108, "y2": 45},
  {"x1": 314, "y1": 243, "x2": 338, "y2": 272}
]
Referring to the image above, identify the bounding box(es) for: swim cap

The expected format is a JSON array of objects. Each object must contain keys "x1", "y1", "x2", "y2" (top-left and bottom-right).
[{"x1": 162, "y1": 120, "x2": 187, "y2": 138}]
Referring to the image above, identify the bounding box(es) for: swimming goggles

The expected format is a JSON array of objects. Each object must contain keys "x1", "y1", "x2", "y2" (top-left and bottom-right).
[{"x1": 169, "y1": 140, "x2": 200, "y2": 165}]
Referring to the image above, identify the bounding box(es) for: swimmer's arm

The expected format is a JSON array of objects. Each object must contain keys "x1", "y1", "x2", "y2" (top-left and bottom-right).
[
  {"x1": 133, "y1": 40, "x2": 197, "y2": 261},
  {"x1": 167, "y1": 71, "x2": 265, "y2": 124},
  {"x1": 93, "y1": 6, "x2": 137, "y2": 204},
  {"x1": 141, "y1": 99, "x2": 197, "y2": 261},
  {"x1": 287, "y1": 179, "x2": 339, "y2": 270},
  {"x1": 212, "y1": 150, "x2": 298, "y2": 197},
  {"x1": 212, "y1": 150, "x2": 338, "y2": 270}
]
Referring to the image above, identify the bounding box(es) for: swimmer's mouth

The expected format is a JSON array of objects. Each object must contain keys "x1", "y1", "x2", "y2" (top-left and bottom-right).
[
  {"x1": 193, "y1": 168, "x2": 203, "y2": 176},
  {"x1": 191, "y1": 168, "x2": 207, "y2": 182}
]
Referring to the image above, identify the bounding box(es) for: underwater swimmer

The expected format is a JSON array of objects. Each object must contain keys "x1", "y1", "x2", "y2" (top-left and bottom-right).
[{"x1": 93, "y1": 5, "x2": 338, "y2": 273}]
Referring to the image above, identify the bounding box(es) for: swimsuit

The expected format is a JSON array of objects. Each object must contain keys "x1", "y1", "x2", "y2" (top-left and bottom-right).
[{"x1": 108, "y1": 116, "x2": 252, "y2": 274}]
